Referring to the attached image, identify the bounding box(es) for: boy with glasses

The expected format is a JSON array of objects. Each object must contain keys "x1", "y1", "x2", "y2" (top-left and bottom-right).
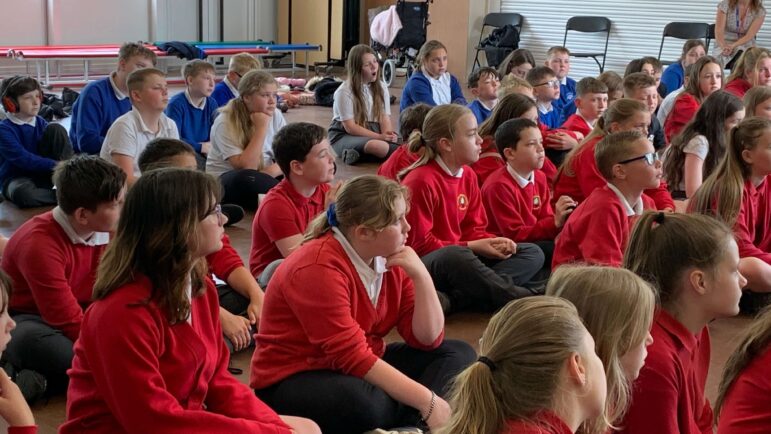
[
  {"x1": 527, "y1": 66, "x2": 563, "y2": 129},
  {"x1": 553, "y1": 130, "x2": 661, "y2": 268}
]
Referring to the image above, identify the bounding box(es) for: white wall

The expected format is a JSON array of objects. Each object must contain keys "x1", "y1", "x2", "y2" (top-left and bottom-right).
[
  {"x1": 499, "y1": 0, "x2": 771, "y2": 79},
  {"x1": 0, "y1": 0, "x2": 278, "y2": 78}
]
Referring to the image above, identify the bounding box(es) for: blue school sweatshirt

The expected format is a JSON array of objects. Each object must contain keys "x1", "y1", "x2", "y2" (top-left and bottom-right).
[
  {"x1": 212, "y1": 81, "x2": 236, "y2": 108},
  {"x1": 468, "y1": 100, "x2": 492, "y2": 125},
  {"x1": 660, "y1": 62, "x2": 684, "y2": 98},
  {"x1": 400, "y1": 71, "x2": 466, "y2": 111},
  {"x1": 538, "y1": 107, "x2": 563, "y2": 130},
  {"x1": 561, "y1": 100, "x2": 577, "y2": 120},
  {"x1": 555, "y1": 77, "x2": 577, "y2": 111},
  {"x1": 69, "y1": 77, "x2": 132, "y2": 155},
  {"x1": 0, "y1": 116, "x2": 56, "y2": 186},
  {"x1": 165, "y1": 92, "x2": 219, "y2": 154}
]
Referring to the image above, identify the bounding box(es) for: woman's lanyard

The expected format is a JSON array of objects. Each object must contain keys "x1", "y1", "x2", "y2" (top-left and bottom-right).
[{"x1": 736, "y1": 6, "x2": 746, "y2": 37}]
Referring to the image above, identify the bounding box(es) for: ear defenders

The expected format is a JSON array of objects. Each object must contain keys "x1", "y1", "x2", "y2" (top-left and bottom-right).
[{"x1": 0, "y1": 76, "x2": 41, "y2": 114}]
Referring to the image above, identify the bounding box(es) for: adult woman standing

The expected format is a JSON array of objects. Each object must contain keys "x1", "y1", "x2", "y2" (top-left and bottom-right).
[{"x1": 713, "y1": 0, "x2": 766, "y2": 68}]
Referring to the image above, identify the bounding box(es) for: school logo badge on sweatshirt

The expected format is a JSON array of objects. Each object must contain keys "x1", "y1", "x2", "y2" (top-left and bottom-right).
[
  {"x1": 457, "y1": 194, "x2": 469, "y2": 211},
  {"x1": 533, "y1": 195, "x2": 541, "y2": 211}
]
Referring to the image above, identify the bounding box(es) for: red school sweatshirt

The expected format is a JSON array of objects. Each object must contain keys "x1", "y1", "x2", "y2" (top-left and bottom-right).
[
  {"x1": 250, "y1": 232, "x2": 443, "y2": 389},
  {"x1": 401, "y1": 159, "x2": 494, "y2": 257},
  {"x1": 482, "y1": 166, "x2": 559, "y2": 242}
]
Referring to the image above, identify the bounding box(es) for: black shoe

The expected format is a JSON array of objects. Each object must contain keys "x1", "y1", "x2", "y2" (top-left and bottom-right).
[
  {"x1": 221, "y1": 204, "x2": 245, "y2": 226},
  {"x1": 342, "y1": 149, "x2": 361, "y2": 165},
  {"x1": 14, "y1": 369, "x2": 47, "y2": 404},
  {"x1": 437, "y1": 291, "x2": 452, "y2": 314}
]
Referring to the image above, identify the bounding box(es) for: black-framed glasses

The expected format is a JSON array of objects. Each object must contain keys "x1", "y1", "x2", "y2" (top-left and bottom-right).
[
  {"x1": 618, "y1": 152, "x2": 659, "y2": 166},
  {"x1": 534, "y1": 79, "x2": 560, "y2": 88}
]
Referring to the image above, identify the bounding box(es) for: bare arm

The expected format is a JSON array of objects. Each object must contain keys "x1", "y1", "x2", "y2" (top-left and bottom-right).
[
  {"x1": 111, "y1": 154, "x2": 137, "y2": 186},
  {"x1": 275, "y1": 234, "x2": 304, "y2": 258},
  {"x1": 341, "y1": 119, "x2": 386, "y2": 139},
  {"x1": 225, "y1": 266, "x2": 265, "y2": 325},
  {"x1": 715, "y1": 9, "x2": 728, "y2": 47},
  {"x1": 683, "y1": 154, "x2": 705, "y2": 199},
  {"x1": 227, "y1": 112, "x2": 271, "y2": 170},
  {"x1": 732, "y1": 13, "x2": 766, "y2": 47}
]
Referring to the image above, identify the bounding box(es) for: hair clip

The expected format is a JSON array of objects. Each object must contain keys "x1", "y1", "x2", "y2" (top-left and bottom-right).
[{"x1": 326, "y1": 203, "x2": 339, "y2": 227}]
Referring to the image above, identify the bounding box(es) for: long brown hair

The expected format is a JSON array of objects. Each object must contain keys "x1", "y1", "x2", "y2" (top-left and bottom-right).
[
  {"x1": 684, "y1": 56, "x2": 724, "y2": 102},
  {"x1": 477, "y1": 93, "x2": 536, "y2": 138},
  {"x1": 93, "y1": 169, "x2": 221, "y2": 324},
  {"x1": 346, "y1": 44, "x2": 385, "y2": 127},
  {"x1": 744, "y1": 85, "x2": 771, "y2": 116},
  {"x1": 727, "y1": 0, "x2": 765, "y2": 14},
  {"x1": 689, "y1": 117, "x2": 771, "y2": 226},
  {"x1": 715, "y1": 306, "x2": 771, "y2": 421},
  {"x1": 663, "y1": 90, "x2": 744, "y2": 194},
  {"x1": 441, "y1": 297, "x2": 595, "y2": 434},
  {"x1": 546, "y1": 266, "x2": 655, "y2": 434},
  {"x1": 623, "y1": 211, "x2": 734, "y2": 308},
  {"x1": 558, "y1": 99, "x2": 648, "y2": 178},
  {"x1": 397, "y1": 104, "x2": 472, "y2": 181},
  {"x1": 219, "y1": 70, "x2": 277, "y2": 169}
]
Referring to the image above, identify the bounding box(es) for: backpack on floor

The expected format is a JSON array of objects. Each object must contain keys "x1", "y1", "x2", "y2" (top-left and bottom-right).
[{"x1": 314, "y1": 78, "x2": 343, "y2": 107}]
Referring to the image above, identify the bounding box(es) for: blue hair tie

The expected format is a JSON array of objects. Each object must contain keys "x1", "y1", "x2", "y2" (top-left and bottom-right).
[{"x1": 326, "y1": 203, "x2": 339, "y2": 227}]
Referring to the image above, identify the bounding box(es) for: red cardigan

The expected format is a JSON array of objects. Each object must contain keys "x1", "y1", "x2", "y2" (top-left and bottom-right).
[
  {"x1": 560, "y1": 113, "x2": 592, "y2": 138},
  {"x1": 724, "y1": 78, "x2": 752, "y2": 99},
  {"x1": 60, "y1": 275, "x2": 291, "y2": 434},
  {"x1": 377, "y1": 144, "x2": 419, "y2": 181},
  {"x1": 717, "y1": 344, "x2": 771, "y2": 433},
  {"x1": 734, "y1": 177, "x2": 771, "y2": 264},
  {"x1": 402, "y1": 159, "x2": 494, "y2": 257},
  {"x1": 482, "y1": 166, "x2": 559, "y2": 242},
  {"x1": 665, "y1": 92, "x2": 700, "y2": 143},
  {"x1": 620, "y1": 309, "x2": 712, "y2": 434},
  {"x1": 249, "y1": 179, "x2": 329, "y2": 277},
  {"x1": 552, "y1": 185, "x2": 655, "y2": 268},
  {"x1": 1, "y1": 211, "x2": 106, "y2": 341},
  {"x1": 503, "y1": 411, "x2": 574, "y2": 434},
  {"x1": 250, "y1": 232, "x2": 443, "y2": 389},
  {"x1": 553, "y1": 134, "x2": 673, "y2": 210}
]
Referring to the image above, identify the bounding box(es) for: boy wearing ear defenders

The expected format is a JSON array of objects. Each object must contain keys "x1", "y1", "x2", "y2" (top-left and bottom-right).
[{"x1": 0, "y1": 76, "x2": 73, "y2": 208}]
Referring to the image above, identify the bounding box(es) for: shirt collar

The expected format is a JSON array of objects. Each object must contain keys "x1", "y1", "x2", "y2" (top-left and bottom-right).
[
  {"x1": 131, "y1": 107, "x2": 159, "y2": 134},
  {"x1": 52, "y1": 207, "x2": 110, "y2": 246},
  {"x1": 606, "y1": 183, "x2": 644, "y2": 217},
  {"x1": 478, "y1": 99, "x2": 496, "y2": 111},
  {"x1": 184, "y1": 89, "x2": 206, "y2": 110},
  {"x1": 5, "y1": 113, "x2": 36, "y2": 127},
  {"x1": 506, "y1": 164, "x2": 534, "y2": 188},
  {"x1": 655, "y1": 308, "x2": 700, "y2": 352},
  {"x1": 284, "y1": 179, "x2": 324, "y2": 207},
  {"x1": 559, "y1": 76, "x2": 567, "y2": 86},
  {"x1": 109, "y1": 72, "x2": 128, "y2": 101},
  {"x1": 224, "y1": 76, "x2": 239, "y2": 97},
  {"x1": 575, "y1": 110, "x2": 595, "y2": 128},
  {"x1": 435, "y1": 156, "x2": 464, "y2": 178},
  {"x1": 537, "y1": 102, "x2": 553, "y2": 114},
  {"x1": 331, "y1": 227, "x2": 387, "y2": 306}
]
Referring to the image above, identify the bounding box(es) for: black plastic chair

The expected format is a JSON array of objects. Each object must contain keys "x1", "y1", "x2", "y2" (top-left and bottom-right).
[
  {"x1": 472, "y1": 12, "x2": 523, "y2": 70},
  {"x1": 562, "y1": 16, "x2": 612, "y2": 72},
  {"x1": 706, "y1": 23, "x2": 716, "y2": 52},
  {"x1": 657, "y1": 22, "x2": 710, "y2": 64}
]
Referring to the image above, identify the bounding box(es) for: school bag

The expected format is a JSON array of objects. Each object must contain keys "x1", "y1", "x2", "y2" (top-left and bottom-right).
[
  {"x1": 313, "y1": 78, "x2": 343, "y2": 107},
  {"x1": 480, "y1": 24, "x2": 520, "y2": 68}
]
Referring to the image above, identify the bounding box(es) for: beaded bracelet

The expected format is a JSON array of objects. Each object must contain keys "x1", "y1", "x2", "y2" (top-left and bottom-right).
[{"x1": 422, "y1": 391, "x2": 436, "y2": 424}]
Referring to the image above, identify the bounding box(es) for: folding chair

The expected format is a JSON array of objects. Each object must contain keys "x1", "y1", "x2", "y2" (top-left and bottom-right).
[
  {"x1": 562, "y1": 16, "x2": 612, "y2": 72},
  {"x1": 706, "y1": 23, "x2": 716, "y2": 52},
  {"x1": 472, "y1": 12, "x2": 523, "y2": 70},
  {"x1": 657, "y1": 22, "x2": 710, "y2": 64}
]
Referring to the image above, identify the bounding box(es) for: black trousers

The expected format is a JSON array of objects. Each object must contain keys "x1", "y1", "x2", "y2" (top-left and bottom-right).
[
  {"x1": 421, "y1": 244, "x2": 545, "y2": 312},
  {"x1": 256, "y1": 340, "x2": 475, "y2": 434},
  {"x1": 219, "y1": 169, "x2": 279, "y2": 211},
  {"x1": 3, "y1": 123, "x2": 73, "y2": 208}
]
